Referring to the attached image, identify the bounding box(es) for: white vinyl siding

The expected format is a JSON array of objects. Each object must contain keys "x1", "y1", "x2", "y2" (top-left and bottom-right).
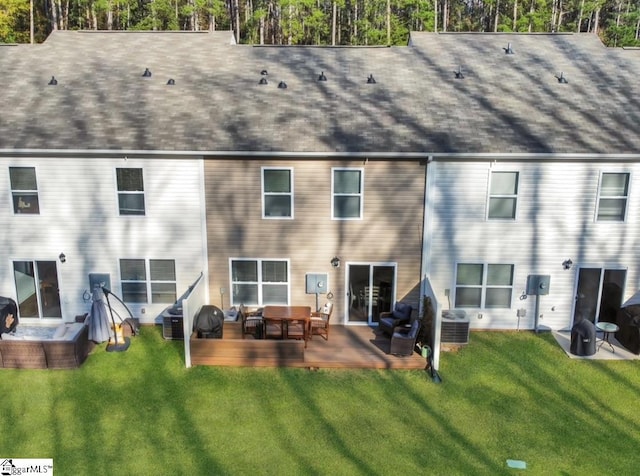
[
  {"x1": 262, "y1": 167, "x2": 293, "y2": 218},
  {"x1": 597, "y1": 172, "x2": 629, "y2": 222},
  {"x1": 9, "y1": 166, "x2": 39, "y2": 214},
  {"x1": 332, "y1": 168, "x2": 363, "y2": 219},
  {"x1": 427, "y1": 160, "x2": 640, "y2": 330},
  {"x1": 1, "y1": 156, "x2": 206, "y2": 323}
]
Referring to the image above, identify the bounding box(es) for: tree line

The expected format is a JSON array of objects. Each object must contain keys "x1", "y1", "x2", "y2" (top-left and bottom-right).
[{"x1": 1, "y1": 0, "x2": 640, "y2": 47}]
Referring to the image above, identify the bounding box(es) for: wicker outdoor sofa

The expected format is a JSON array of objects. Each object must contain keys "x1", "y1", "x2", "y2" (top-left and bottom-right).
[{"x1": 0, "y1": 322, "x2": 94, "y2": 369}]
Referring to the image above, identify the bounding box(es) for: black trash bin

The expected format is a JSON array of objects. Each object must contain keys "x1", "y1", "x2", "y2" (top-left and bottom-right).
[
  {"x1": 570, "y1": 319, "x2": 596, "y2": 356},
  {"x1": 193, "y1": 305, "x2": 224, "y2": 338}
]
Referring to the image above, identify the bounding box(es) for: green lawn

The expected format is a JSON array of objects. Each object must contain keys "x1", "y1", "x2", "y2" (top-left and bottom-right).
[{"x1": 2, "y1": 327, "x2": 639, "y2": 475}]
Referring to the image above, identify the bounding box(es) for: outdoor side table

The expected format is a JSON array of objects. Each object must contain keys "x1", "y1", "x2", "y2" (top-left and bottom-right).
[{"x1": 596, "y1": 321, "x2": 619, "y2": 353}]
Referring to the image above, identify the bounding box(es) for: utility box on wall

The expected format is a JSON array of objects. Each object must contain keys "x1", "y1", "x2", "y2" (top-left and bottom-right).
[
  {"x1": 526, "y1": 275, "x2": 550, "y2": 296},
  {"x1": 305, "y1": 273, "x2": 328, "y2": 294}
]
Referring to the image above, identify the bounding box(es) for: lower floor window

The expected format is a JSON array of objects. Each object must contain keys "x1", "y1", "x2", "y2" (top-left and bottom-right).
[
  {"x1": 455, "y1": 263, "x2": 514, "y2": 308},
  {"x1": 231, "y1": 259, "x2": 289, "y2": 306},
  {"x1": 120, "y1": 259, "x2": 176, "y2": 304}
]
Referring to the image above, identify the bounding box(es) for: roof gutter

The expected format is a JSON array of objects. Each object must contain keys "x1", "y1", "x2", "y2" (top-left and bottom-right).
[
  {"x1": 2, "y1": 149, "x2": 640, "y2": 161},
  {"x1": 0, "y1": 149, "x2": 431, "y2": 160}
]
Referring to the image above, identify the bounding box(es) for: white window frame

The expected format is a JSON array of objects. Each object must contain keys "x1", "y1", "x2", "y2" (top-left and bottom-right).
[
  {"x1": 261, "y1": 167, "x2": 294, "y2": 219},
  {"x1": 116, "y1": 167, "x2": 146, "y2": 216},
  {"x1": 119, "y1": 258, "x2": 176, "y2": 304},
  {"x1": 229, "y1": 258, "x2": 290, "y2": 306},
  {"x1": 454, "y1": 262, "x2": 515, "y2": 309},
  {"x1": 596, "y1": 171, "x2": 630, "y2": 222},
  {"x1": 9, "y1": 166, "x2": 40, "y2": 215},
  {"x1": 487, "y1": 171, "x2": 519, "y2": 220},
  {"x1": 331, "y1": 167, "x2": 364, "y2": 220}
]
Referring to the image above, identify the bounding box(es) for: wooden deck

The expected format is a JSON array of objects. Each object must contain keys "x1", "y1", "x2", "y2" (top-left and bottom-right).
[{"x1": 190, "y1": 322, "x2": 427, "y2": 370}]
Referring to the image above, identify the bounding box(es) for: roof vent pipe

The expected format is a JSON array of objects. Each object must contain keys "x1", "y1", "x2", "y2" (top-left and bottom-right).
[
  {"x1": 278, "y1": 81, "x2": 287, "y2": 89},
  {"x1": 504, "y1": 43, "x2": 514, "y2": 54},
  {"x1": 367, "y1": 74, "x2": 376, "y2": 84},
  {"x1": 318, "y1": 71, "x2": 327, "y2": 81},
  {"x1": 142, "y1": 68, "x2": 152, "y2": 78},
  {"x1": 557, "y1": 72, "x2": 568, "y2": 84},
  {"x1": 48, "y1": 76, "x2": 58, "y2": 85},
  {"x1": 454, "y1": 66, "x2": 464, "y2": 79}
]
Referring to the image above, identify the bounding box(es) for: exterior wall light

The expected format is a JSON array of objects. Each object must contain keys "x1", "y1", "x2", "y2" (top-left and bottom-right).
[
  {"x1": 562, "y1": 259, "x2": 573, "y2": 270},
  {"x1": 331, "y1": 256, "x2": 341, "y2": 269},
  {"x1": 59, "y1": 252, "x2": 66, "y2": 263}
]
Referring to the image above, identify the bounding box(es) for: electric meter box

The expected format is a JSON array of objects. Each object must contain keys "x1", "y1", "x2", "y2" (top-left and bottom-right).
[
  {"x1": 526, "y1": 275, "x2": 550, "y2": 296},
  {"x1": 306, "y1": 273, "x2": 328, "y2": 294}
]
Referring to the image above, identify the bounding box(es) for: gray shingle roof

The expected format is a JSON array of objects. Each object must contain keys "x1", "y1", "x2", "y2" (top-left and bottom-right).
[{"x1": 1, "y1": 30, "x2": 639, "y2": 156}]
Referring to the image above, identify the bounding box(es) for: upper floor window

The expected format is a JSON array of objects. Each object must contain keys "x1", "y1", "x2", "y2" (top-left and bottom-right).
[
  {"x1": 332, "y1": 168, "x2": 363, "y2": 219},
  {"x1": 455, "y1": 263, "x2": 514, "y2": 309},
  {"x1": 10, "y1": 167, "x2": 39, "y2": 214},
  {"x1": 262, "y1": 168, "x2": 293, "y2": 218},
  {"x1": 120, "y1": 259, "x2": 176, "y2": 304},
  {"x1": 230, "y1": 259, "x2": 289, "y2": 306},
  {"x1": 488, "y1": 171, "x2": 518, "y2": 219},
  {"x1": 597, "y1": 172, "x2": 629, "y2": 222},
  {"x1": 116, "y1": 168, "x2": 145, "y2": 216}
]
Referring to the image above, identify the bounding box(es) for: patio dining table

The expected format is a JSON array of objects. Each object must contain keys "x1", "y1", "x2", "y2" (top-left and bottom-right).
[{"x1": 262, "y1": 306, "x2": 311, "y2": 346}]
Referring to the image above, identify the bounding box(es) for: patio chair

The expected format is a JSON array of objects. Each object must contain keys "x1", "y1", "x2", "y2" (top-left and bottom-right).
[
  {"x1": 379, "y1": 302, "x2": 413, "y2": 337},
  {"x1": 309, "y1": 302, "x2": 333, "y2": 340},
  {"x1": 390, "y1": 320, "x2": 420, "y2": 356},
  {"x1": 286, "y1": 319, "x2": 308, "y2": 345},
  {"x1": 240, "y1": 305, "x2": 263, "y2": 339},
  {"x1": 263, "y1": 318, "x2": 285, "y2": 340}
]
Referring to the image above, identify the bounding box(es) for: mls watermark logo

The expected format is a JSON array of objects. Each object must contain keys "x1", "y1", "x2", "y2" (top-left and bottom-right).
[{"x1": 1, "y1": 459, "x2": 53, "y2": 475}]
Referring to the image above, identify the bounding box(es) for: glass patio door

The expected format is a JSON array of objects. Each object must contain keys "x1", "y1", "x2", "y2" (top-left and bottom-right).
[
  {"x1": 346, "y1": 263, "x2": 395, "y2": 325},
  {"x1": 573, "y1": 267, "x2": 625, "y2": 325},
  {"x1": 13, "y1": 260, "x2": 62, "y2": 319}
]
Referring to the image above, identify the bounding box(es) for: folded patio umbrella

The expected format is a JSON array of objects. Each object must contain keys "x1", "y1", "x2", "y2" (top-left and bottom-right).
[{"x1": 87, "y1": 288, "x2": 111, "y2": 343}]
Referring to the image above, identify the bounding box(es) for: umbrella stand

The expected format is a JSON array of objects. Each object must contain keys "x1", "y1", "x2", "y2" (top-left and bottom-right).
[{"x1": 103, "y1": 287, "x2": 132, "y2": 352}]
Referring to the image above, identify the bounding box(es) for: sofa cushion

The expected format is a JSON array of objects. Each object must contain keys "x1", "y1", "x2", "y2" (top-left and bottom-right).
[
  {"x1": 62, "y1": 323, "x2": 85, "y2": 341},
  {"x1": 379, "y1": 317, "x2": 395, "y2": 327},
  {"x1": 53, "y1": 324, "x2": 68, "y2": 339},
  {"x1": 1, "y1": 333, "x2": 22, "y2": 340},
  {"x1": 392, "y1": 302, "x2": 412, "y2": 320}
]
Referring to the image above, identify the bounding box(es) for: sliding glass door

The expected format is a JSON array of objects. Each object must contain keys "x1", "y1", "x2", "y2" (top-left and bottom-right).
[
  {"x1": 13, "y1": 260, "x2": 62, "y2": 319},
  {"x1": 346, "y1": 263, "x2": 395, "y2": 325},
  {"x1": 573, "y1": 267, "x2": 625, "y2": 325}
]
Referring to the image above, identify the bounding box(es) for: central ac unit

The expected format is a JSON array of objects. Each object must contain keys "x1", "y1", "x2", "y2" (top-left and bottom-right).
[{"x1": 441, "y1": 310, "x2": 470, "y2": 345}]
